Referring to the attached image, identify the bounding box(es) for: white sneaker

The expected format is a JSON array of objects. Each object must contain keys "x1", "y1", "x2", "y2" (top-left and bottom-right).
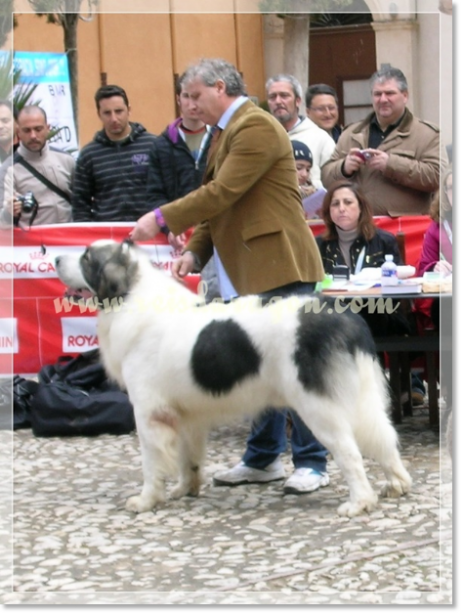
[
  {"x1": 283, "y1": 468, "x2": 329, "y2": 494},
  {"x1": 213, "y1": 459, "x2": 286, "y2": 486}
]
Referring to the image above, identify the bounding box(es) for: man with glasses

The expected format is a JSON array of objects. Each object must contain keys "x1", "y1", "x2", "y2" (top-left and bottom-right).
[
  {"x1": 321, "y1": 67, "x2": 443, "y2": 215},
  {"x1": 306, "y1": 84, "x2": 342, "y2": 143}
]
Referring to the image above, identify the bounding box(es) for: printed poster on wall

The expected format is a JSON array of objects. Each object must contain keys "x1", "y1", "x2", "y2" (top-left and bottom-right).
[{"x1": 14, "y1": 51, "x2": 79, "y2": 154}]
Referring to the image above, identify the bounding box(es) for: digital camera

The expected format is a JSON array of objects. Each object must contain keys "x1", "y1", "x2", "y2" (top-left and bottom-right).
[
  {"x1": 356, "y1": 150, "x2": 372, "y2": 162},
  {"x1": 18, "y1": 192, "x2": 38, "y2": 214}
]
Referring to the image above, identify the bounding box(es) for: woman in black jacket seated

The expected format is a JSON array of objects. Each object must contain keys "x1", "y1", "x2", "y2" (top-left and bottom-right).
[
  {"x1": 316, "y1": 179, "x2": 411, "y2": 338},
  {"x1": 316, "y1": 179, "x2": 426, "y2": 403}
]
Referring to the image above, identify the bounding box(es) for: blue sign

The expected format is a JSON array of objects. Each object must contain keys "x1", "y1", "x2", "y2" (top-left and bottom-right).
[
  {"x1": 12, "y1": 51, "x2": 79, "y2": 152},
  {"x1": 14, "y1": 51, "x2": 71, "y2": 84}
]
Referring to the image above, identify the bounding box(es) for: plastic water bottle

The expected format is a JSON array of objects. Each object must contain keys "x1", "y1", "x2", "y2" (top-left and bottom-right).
[{"x1": 381, "y1": 254, "x2": 398, "y2": 286}]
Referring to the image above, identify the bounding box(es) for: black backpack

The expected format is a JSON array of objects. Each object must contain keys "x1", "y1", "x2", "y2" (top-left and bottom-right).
[{"x1": 29, "y1": 350, "x2": 136, "y2": 437}]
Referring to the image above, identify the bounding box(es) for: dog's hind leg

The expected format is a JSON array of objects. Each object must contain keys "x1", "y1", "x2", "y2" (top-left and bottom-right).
[
  {"x1": 362, "y1": 424, "x2": 412, "y2": 500},
  {"x1": 295, "y1": 398, "x2": 378, "y2": 518},
  {"x1": 324, "y1": 435, "x2": 379, "y2": 518},
  {"x1": 126, "y1": 406, "x2": 179, "y2": 513},
  {"x1": 353, "y1": 360, "x2": 412, "y2": 500},
  {"x1": 170, "y1": 419, "x2": 208, "y2": 500}
]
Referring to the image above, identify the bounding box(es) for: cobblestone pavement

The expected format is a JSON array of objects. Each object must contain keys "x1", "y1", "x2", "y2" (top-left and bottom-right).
[{"x1": 0, "y1": 408, "x2": 453, "y2": 606}]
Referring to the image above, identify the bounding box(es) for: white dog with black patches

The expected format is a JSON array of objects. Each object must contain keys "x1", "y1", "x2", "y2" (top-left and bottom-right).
[{"x1": 55, "y1": 239, "x2": 412, "y2": 517}]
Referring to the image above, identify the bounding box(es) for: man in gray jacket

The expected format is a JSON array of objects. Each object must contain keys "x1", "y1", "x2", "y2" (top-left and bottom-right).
[
  {"x1": 321, "y1": 67, "x2": 443, "y2": 216},
  {"x1": 0, "y1": 105, "x2": 74, "y2": 227}
]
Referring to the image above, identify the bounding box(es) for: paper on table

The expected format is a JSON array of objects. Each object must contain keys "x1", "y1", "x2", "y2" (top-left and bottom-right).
[
  {"x1": 323, "y1": 280, "x2": 379, "y2": 292},
  {"x1": 302, "y1": 188, "x2": 327, "y2": 218}
]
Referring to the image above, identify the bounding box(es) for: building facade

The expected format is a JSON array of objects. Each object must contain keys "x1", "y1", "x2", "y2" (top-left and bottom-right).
[{"x1": 5, "y1": 0, "x2": 452, "y2": 150}]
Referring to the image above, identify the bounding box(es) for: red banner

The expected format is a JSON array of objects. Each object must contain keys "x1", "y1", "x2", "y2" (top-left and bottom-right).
[{"x1": 0, "y1": 217, "x2": 430, "y2": 375}]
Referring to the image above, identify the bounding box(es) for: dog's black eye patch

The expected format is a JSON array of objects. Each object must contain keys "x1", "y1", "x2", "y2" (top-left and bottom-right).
[{"x1": 191, "y1": 319, "x2": 261, "y2": 396}]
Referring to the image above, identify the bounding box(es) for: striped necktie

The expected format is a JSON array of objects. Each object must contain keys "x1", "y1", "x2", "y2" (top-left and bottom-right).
[{"x1": 206, "y1": 126, "x2": 222, "y2": 163}]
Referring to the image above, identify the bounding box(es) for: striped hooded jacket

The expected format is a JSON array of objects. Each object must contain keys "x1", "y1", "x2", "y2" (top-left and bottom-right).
[{"x1": 72, "y1": 122, "x2": 157, "y2": 222}]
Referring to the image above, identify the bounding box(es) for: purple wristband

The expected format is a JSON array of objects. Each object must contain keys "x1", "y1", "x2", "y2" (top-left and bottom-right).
[{"x1": 153, "y1": 208, "x2": 166, "y2": 229}]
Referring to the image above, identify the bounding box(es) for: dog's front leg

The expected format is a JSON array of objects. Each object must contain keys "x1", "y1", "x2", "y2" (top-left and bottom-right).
[
  {"x1": 170, "y1": 422, "x2": 208, "y2": 499},
  {"x1": 126, "y1": 406, "x2": 179, "y2": 513}
]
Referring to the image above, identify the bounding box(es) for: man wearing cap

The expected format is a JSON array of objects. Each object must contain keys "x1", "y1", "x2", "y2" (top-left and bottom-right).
[{"x1": 292, "y1": 140, "x2": 326, "y2": 219}]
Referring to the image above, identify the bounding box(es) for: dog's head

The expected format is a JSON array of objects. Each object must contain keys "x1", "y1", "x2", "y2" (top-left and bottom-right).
[{"x1": 55, "y1": 239, "x2": 140, "y2": 305}]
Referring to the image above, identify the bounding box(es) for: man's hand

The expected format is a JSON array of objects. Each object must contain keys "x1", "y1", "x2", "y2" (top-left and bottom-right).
[
  {"x1": 171, "y1": 252, "x2": 195, "y2": 283},
  {"x1": 167, "y1": 232, "x2": 187, "y2": 252},
  {"x1": 364, "y1": 149, "x2": 389, "y2": 173},
  {"x1": 8, "y1": 195, "x2": 23, "y2": 218},
  {"x1": 130, "y1": 211, "x2": 160, "y2": 241},
  {"x1": 343, "y1": 148, "x2": 365, "y2": 175},
  {"x1": 434, "y1": 260, "x2": 452, "y2": 276}
]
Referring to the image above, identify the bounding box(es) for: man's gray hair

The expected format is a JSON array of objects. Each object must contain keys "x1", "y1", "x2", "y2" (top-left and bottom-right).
[
  {"x1": 370, "y1": 67, "x2": 408, "y2": 93},
  {"x1": 182, "y1": 58, "x2": 247, "y2": 97},
  {"x1": 265, "y1": 74, "x2": 303, "y2": 100}
]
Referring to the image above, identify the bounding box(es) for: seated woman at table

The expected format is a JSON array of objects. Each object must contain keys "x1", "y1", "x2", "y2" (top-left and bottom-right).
[
  {"x1": 316, "y1": 179, "x2": 426, "y2": 400},
  {"x1": 316, "y1": 179, "x2": 402, "y2": 281},
  {"x1": 415, "y1": 165, "x2": 453, "y2": 331},
  {"x1": 417, "y1": 165, "x2": 452, "y2": 280},
  {"x1": 415, "y1": 166, "x2": 452, "y2": 415}
]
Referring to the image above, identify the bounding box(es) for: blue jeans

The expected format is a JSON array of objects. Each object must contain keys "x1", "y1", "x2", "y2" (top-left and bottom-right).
[
  {"x1": 241, "y1": 281, "x2": 328, "y2": 473},
  {"x1": 242, "y1": 409, "x2": 328, "y2": 473}
]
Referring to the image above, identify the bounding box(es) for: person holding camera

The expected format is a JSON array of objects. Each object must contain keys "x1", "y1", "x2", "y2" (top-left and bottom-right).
[
  {"x1": 321, "y1": 67, "x2": 443, "y2": 216},
  {"x1": 0, "y1": 105, "x2": 74, "y2": 228}
]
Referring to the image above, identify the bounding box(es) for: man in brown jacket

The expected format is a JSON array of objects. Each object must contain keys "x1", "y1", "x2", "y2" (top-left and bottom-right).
[
  {"x1": 132, "y1": 58, "x2": 329, "y2": 495},
  {"x1": 321, "y1": 67, "x2": 443, "y2": 216}
]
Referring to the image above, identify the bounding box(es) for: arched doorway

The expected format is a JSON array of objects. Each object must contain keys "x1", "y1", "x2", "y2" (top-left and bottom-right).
[{"x1": 309, "y1": 0, "x2": 375, "y2": 126}]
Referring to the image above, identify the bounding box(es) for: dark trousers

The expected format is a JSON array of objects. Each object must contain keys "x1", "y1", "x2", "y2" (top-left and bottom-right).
[{"x1": 242, "y1": 281, "x2": 328, "y2": 473}]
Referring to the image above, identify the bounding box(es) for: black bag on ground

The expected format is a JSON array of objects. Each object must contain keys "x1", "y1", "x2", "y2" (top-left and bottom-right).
[
  {"x1": 13, "y1": 376, "x2": 39, "y2": 430},
  {"x1": 30, "y1": 350, "x2": 135, "y2": 437}
]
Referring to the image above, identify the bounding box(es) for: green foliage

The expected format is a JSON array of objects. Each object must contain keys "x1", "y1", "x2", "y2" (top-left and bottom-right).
[
  {"x1": 259, "y1": 0, "x2": 354, "y2": 14},
  {"x1": 27, "y1": 0, "x2": 100, "y2": 21},
  {"x1": 0, "y1": 53, "x2": 68, "y2": 145},
  {"x1": 0, "y1": 51, "x2": 13, "y2": 100},
  {"x1": 0, "y1": 51, "x2": 40, "y2": 110},
  {"x1": 0, "y1": 51, "x2": 40, "y2": 106},
  {"x1": 0, "y1": 0, "x2": 15, "y2": 48}
]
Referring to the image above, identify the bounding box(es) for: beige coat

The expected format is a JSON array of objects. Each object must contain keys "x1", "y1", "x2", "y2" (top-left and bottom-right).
[
  {"x1": 161, "y1": 100, "x2": 324, "y2": 295},
  {"x1": 0, "y1": 142, "x2": 74, "y2": 226},
  {"x1": 321, "y1": 109, "x2": 443, "y2": 216}
]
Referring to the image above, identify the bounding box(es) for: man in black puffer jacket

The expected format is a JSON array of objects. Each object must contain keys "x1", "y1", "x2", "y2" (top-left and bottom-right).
[
  {"x1": 72, "y1": 85, "x2": 157, "y2": 222},
  {"x1": 146, "y1": 82, "x2": 212, "y2": 211},
  {"x1": 146, "y1": 74, "x2": 219, "y2": 300}
]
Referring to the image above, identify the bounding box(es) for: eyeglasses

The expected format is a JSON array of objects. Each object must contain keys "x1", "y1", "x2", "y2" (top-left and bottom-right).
[{"x1": 309, "y1": 105, "x2": 338, "y2": 113}]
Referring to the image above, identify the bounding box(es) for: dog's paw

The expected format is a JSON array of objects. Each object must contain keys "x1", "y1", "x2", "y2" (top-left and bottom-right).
[
  {"x1": 125, "y1": 494, "x2": 162, "y2": 513},
  {"x1": 337, "y1": 495, "x2": 378, "y2": 518},
  {"x1": 380, "y1": 477, "x2": 411, "y2": 498},
  {"x1": 170, "y1": 484, "x2": 189, "y2": 500},
  {"x1": 170, "y1": 481, "x2": 201, "y2": 500}
]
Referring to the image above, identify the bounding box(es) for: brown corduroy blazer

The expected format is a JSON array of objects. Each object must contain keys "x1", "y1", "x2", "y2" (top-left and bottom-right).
[{"x1": 161, "y1": 100, "x2": 324, "y2": 295}]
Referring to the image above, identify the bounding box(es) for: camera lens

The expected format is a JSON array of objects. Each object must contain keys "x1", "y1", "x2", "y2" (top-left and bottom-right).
[{"x1": 20, "y1": 192, "x2": 38, "y2": 214}]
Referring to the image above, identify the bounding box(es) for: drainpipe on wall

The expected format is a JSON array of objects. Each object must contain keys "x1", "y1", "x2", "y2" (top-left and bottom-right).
[{"x1": 98, "y1": 12, "x2": 107, "y2": 86}]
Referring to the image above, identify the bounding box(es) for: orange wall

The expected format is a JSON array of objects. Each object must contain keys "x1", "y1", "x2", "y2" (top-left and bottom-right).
[{"x1": 11, "y1": 11, "x2": 265, "y2": 147}]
